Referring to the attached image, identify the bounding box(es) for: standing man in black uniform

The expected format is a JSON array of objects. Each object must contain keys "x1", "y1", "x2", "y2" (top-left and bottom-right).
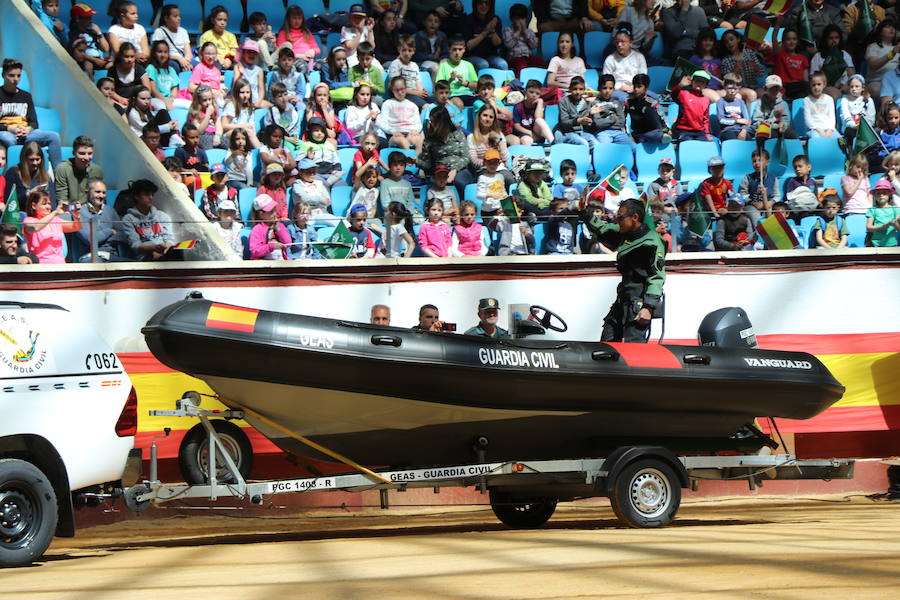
[{"x1": 584, "y1": 198, "x2": 666, "y2": 342}]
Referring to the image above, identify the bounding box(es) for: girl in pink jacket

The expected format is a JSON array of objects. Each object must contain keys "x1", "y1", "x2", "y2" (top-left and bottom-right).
[
  {"x1": 249, "y1": 194, "x2": 290, "y2": 260},
  {"x1": 451, "y1": 200, "x2": 488, "y2": 256},
  {"x1": 417, "y1": 198, "x2": 452, "y2": 257}
]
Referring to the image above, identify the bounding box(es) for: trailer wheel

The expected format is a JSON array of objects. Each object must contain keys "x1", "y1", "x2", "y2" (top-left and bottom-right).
[
  {"x1": 608, "y1": 458, "x2": 680, "y2": 528},
  {"x1": 489, "y1": 491, "x2": 557, "y2": 529},
  {"x1": 0, "y1": 459, "x2": 58, "y2": 567},
  {"x1": 179, "y1": 420, "x2": 253, "y2": 485}
]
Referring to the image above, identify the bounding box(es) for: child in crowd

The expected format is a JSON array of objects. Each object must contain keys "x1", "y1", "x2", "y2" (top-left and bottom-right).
[
  {"x1": 301, "y1": 117, "x2": 346, "y2": 191},
  {"x1": 436, "y1": 38, "x2": 478, "y2": 110},
  {"x1": 213, "y1": 199, "x2": 243, "y2": 256},
  {"x1": 247, "y1": 11, "x2": 277, "y2": 69},
  {"x1": 602, "y1": 25, "x2": 647, "y2": 104},
  {"x1": 389, "y1": 35, "x2": 429, "y2": 109},
  {"x1": 699, "y1": 156, "x2": 732, "y2": 217},
  {"x1": 810, "y1": 25, "x2": 854, "y2": 100},
  {"x1": 421, "y1": 80, "x2": 464, "y2": 130},
  {"x1": 489, "y1": 202, "x2": 534, "y2": 256},
  {"x1": 349, "y1": 43, "x2": 386, "y2": 103},
  {"x1": 23, "y1": 187, "x2": 79, "y2": 264},
  {"x1": 249, "y1": 194, "x2": 290, "y2": 260},
  {"x1": 716, "y1": 73, "x2": 752, "y2": 141},
  {"x1": 201, "y1": 163, "x2": 237, "y2": 221},
  {"x1": 502, "y1": 3, "x2": 543, "y2": 75},
  {"x1": 451, "y1": 200, "x2": 487, "y2": 256},
  {"x1": 739, "y1": 149, "x2": 781, "y2": 222},
  {"x1": 414, "y1": 10, "x2": 448, "y2": 78},
  {"x1": 69, "y1": 2, "x2": 111, "y2": 72},
  {"x1": 97, "y1": 77, "x2": 125, "y2": 114},
  {"x1": 258, "y1": 163, "x2": 289, "y2": 220},
  {"x1": 513, "y1": 80, "x2": 554, "y2": 145},
  {"x1": 277, "y1": 5, "x2": 319, "y2": 72},
  {"x1": 374, "y1": 10, "x2": 401, "y2": 66},
  {"x1": 353, "y1": 166, "x2": 381, "y2": 218},
  {"x1": 515, "y1": 159, "x2": 553, "y2": 215},
  {"x1": 109, "y1": 42, "x2": 151, "y2": 106},
  {"x1": 380, "y1": 151, "x2": 418, "y2": 220},
  {"x1": 644, "y1": 159, "x2": 680, "y2": 214},
  {"x1": 225, "y1": 129, "x2": 253, "y2": 190},
  {"x1": 189, "y1": 42, "x2": 227, "y2": 105},
  {"x1": 264, "y1": 82, "x2": 302, "y2": 151},
  {"x1": 108, "y1": 1, "x2": 149, "y2": 63},
  {"x1": 767, "y1": 25, "x2": 809, "y2": 101},
  {"x1": 291, "y1": 158, "x2": 331, "y2": 222},
  {"x1": 233, "y1": 40, "x2": 268, "y2": 107},
  {"x1": 347, "y1": 203, "x2": 378, "y2": 258},
  {"x1": 140, "y1": 124, "x2": 164, "y2": 161},
  {"x1": 546, "y1": 32, "x2": 584, "y2": 91},
  {"x1": 544, "y1": 198, "x2": 580, "y2": 255},
  {"x1": 322, "y1": 45, "x2": 353, "y2": 99},
  {"x1": 804, "y1": 72, "x2": 837, "y2": 138},
  {"x1": 126, "y1": 86, "x2": 178, "y2": 144},
  {"x1": 307, "y1": 82, "x2": 351, "y2": 144},
  {"x1": 594, "y1": 74, "x2": 634, "y2": 149},
  {"x1": 656, "y1": 214, "x2": 674, "y2": 253},
  {"x1": 867, "y1": 180, "x2": 900, "y2": 246},
  {"x1": 842, "y1": 154, "x2": 872, "y2": 215},
  {"x1": 625, "y1": 74, "x2": 669, "y2": 144},
  {"x1": 813, "y1": 193, "x2": 848, "y2": 249},
  {"x1": 689, "y1": 29, "x2": 722, "y2": 102},
  {"x1": 840, "y1": 74, "x2": 876, "y2": 143},
  {"x1": 877, "y1": 104, "x2": 900, "y2": 167},
  {"x1": 70, "y1": 38, "x2": 95, "y2": 78},
  {"x1": 341, "y1": 4, "x2": 377, "y2": 68},
  {"x1": 426, "y1": 164, "x2": 460, "y2": 222},
  {"x1": 556, "y1": 76, "x2": 599, "y2": 149},
  {"x1": 713, "y1": 194, "x2": 755, "y2": 251},
  {"x1": 121, "y1": 179, "x2": 179, "y2": 262},
  {"x1": 473, "y1": 75, "x2": 517, "y2": 146},
  {"x1": 162, "y1": 156, "x2": 191, "y2": 197},
  {"x1": 187, "y1": 85, "x2": 223, "y2": 150},
  {"x1": 671, "y1": 71, "x2": 712, "y2": 142},
  {"x1": 418, "y1": 197, "x2": 452, "y2": 257},
  {"x1": 259, "y1": 124, "x2": 297, "y2": 177},
  {"x1": 552, "y1": 159, "x2": 583, "y2": 204},
  {"x1": 198, "y1": 5, "x2": 238, "y2": 70},
  {"x1": 579, "y1": 200, "x2": 615, "y2": 255},
  {"x1": 345, "y1": 84, "x2": 381, "y2": 145},
  {"x1": 147, "y1": 40, "x2": 187, "y2": 112},
  {"x1": 377, "y1": 76, "x2": 425, "y2": 153},
  {"x1": 477, "y1": 149, "x2": 508, "y2": 216},
  {"x1": 720, "y1": 30, "x2": 763, "y2": 103},
  {"x1": 220, "y1": 82, "x2": 258, "y2": 149},
  {"x1": 351, "y1": 132, "x2": 387, "y2": 184},
  {"x1": 783, "y1": 155, "x2": 818, "y2": 197},
  {"x1": 287, "y1": 201, "x2": 323, "y2": 259},
  {"x1": 881, "y1": 151, "x2": 900, "y2": 205},
  {"x1": 268, "y1": 48, "x2": 306, "y2": 110},
  {"x1": 151, "y1": 4, "x2": 192, "y2": 72},
  {"x1": 751, "y1": 76, "x2": 793, "y2": 139}
]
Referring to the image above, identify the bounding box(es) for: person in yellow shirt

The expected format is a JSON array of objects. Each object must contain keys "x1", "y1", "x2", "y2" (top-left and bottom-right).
[
  {"x1": 198, "y1": 5, "x2": 239, "y2": 69},
  {"x1": 583, "y1": 0, "x2": 626, "y2": 32}
]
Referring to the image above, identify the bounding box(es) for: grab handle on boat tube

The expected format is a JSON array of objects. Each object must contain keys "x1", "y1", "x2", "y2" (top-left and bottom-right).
[
  {"x1": 591, "y1": 349, "x2": 619, "y2": 361},
  {"x1": 683, "y1": 353, "x2": 711, "y2": 365},
  {"x1": 371, "y1": 335, "x2": 402, "y2": 347}
]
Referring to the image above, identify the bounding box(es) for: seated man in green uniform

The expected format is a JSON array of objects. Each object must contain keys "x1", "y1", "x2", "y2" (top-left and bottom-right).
[
  {"x1": 464, "y1": 297, "x2": 510, "y2": 339},
  {"x1": 583, "y1": 198, "x2": 666, "y2": 343}
]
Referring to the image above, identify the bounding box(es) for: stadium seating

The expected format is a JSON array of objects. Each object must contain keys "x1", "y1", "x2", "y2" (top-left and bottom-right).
[
  {"x1": 763, "y1": 138, "x2": 805, "y2": 177},
  {"x1": 478, "y1": 68, "x2": 514, "y2": 86},
  {"x1": 330, "y1": 185, "x2": 353, "y2": 217},
  {"x1": 133, "y1": 0, "x2": 156, "y2": 27},
  {"x1": 677, "y1": 140, "x2": 719, "y2": 182},
  {"x1": 495, "y1": 0, "x2": 527, "y2": 28},
  {"x1": 238, "y1": 187, "x2": 257, "y2": 222},
  {"x1": 635, "y1": 142, "x2": 676, "y2": 183},
  {"x1": 206, "y1": 149, "x2": 227, "y2": 166},
  {"x1": 807, "y1": 138, "x2": 846, "y2": 177},
  {"x1": 721, "y1": 139, "x2": 756, "y2": 181},
  {"x1": 549, "y1": 144, "x2": 591, "y2": 183},
  {"x1": 177, "y1": 0, "x2": 207, "y2": 34},
  {"x1": 519, "y1": 67, "x2": 548, "y2": 85},
  {"x1": 593, "y1": 146, "x2": 634, "y2": 178},
  {"x1": 845, "y1": 214, "x2": 868, "y2": 248},
  {"x1": 790, "y1": 99, "x2": 805, "y2": 135},
  {"x1": 329, "y1": 0, "x2": 357, "y2": 14},
  {"x1": 647, "y1": 66, "x2": 672, "y2": 95},
  {"x1": 583, "y1": 32, "x2": 612, "y2": 69}
]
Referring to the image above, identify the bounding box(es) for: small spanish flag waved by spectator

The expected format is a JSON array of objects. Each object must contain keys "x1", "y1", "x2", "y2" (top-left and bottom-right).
[
  {"x1": 745, "y1": 16, "x2": 770, "y2": 51},
  {"x1": 173, "y1": 239, "x2": 198, "y2": 250},
  {"x1": 762, "y1": 0, "x2": 790, "y2": 14},
  {"x1": 756, "y1": 121, "x2": 772, "y2": 139},
  {"x1": 756, "y1": 212, "x2": 799, "y2": 250}
]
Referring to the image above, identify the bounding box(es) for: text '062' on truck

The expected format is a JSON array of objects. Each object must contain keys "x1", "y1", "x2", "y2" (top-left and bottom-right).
[{"x1": 1, "y1": 301, "x2": 141, "y2": 567}]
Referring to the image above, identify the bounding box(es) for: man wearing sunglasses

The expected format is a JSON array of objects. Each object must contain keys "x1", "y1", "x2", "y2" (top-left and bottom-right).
[{"x1": 584, "y1": 198, "x2": 666, "y2": 343}]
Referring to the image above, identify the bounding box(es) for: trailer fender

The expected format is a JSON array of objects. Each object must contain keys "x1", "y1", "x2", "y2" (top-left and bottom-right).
[{"x1": 600, "y1": 446, "x2": 690, "y2": 492}]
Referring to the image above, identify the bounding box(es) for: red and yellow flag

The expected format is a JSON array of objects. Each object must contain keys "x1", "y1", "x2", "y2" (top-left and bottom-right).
[
  {"x1": 756, "y1": 121, "x2": 772, "y2": 139},
  {"x1": 745, "y1": 16, "x2": 771, "y2": 50},
  {"x1": 756, "y1": 212, "x2": 799, "y2": 250},
  {"x1": 173, "y1": 239, "x2": 198, "y2": 249},
  {"x1": 205, "y1": 303, "x2": 260, "y2": 333},
  {"x1": 762, "y1": 0, "x2": 790, "y2": 14}
]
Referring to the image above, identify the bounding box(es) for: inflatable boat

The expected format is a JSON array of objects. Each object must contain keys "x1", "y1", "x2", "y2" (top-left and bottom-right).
[{"x1": 142, "y1": 294, "x2": 844, "y2": 467}]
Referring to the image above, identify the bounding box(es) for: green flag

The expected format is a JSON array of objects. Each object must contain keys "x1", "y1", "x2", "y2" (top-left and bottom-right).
[
  {"x1": 319, "y1": 220, "x2": 354, "y2": 259},
  {"x1": 798, "y1": 1, "x2": 815, "y2": 46},
  {"x1": 854, "y1": 117, "x2": 881, "y2": 155},
  {"x1": 772, "y1": 136, "x2": 788, "y2": 171},
  {"x1": 500, "y1": 195, "x2": 521, "y2": 224},
  {"x1": 821, "y1": 46, "x2": 848, "y2": 87},
  {"x1": 1, "y1": 187, "x2": 22, "y2": 236},
  {"x1": 600, "y1": 164, "x2": 627, "y2": 195},
  {"x1": 666, "y1": 57, "x2": 700, "y2": 92},
  {"x1": 854, "y1": 0, "x2": 876, "y2": 43},
  {"x1": 687, "y1": 189, "x2": 710, "y2": 237}
]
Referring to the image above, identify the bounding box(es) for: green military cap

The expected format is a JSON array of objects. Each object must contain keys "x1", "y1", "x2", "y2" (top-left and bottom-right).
[{"x1": 478, "y1": 298, "x2": 500, "y2": 310}]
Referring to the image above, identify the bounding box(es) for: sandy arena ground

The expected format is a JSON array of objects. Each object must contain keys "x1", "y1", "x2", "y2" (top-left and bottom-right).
[{"x1": 3, "y1": 495, "x2": 900, "y2": 600}]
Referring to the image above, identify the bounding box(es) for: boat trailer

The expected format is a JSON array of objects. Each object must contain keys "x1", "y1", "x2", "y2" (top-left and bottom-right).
[{"x1": 123, "y1": 393, "x2": 855, "y2": 529}]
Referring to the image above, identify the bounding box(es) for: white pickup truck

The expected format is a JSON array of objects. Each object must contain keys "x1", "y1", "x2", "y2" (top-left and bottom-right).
[{"x1": 1, "y1": 301, "x2": 140, "y2": 567}]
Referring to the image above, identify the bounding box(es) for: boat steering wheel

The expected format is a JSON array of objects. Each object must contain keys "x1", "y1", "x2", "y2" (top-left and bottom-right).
[{"x1": 529, "y1": 305, "x2": 568, "y2": 333}]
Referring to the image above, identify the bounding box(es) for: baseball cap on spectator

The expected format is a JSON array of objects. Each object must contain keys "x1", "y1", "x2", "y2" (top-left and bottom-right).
[
  {"x1": 708, "y1": 156, "x2": 725, "y2": 168},
  {"x1": 658, "y1": 158, "x2": 674, "y2": 171},
  {"x1": 71, "y1": 3, "x2": 97, "y2": 18},
  {"x1": 873, "y1": 179, "x2": 893, "y2": 192},
  {"x1": 433, "y1": 164, "x2": 450, "y2": 176},
  {"x1": 240, "y1": 39, "x2": 260, "y2": 53},
  {"x1": 765, "y1": 75, "x2": 783, "y2": 89},
  {"x1": 253, "y1": 194, "x2": 277, "y2": 212},
  {"x1": 297, "y1": 158, "x2": 317, "y2": 170},
  {"x1": 265, "y1": 162, "x2": 284, "y2": 175},
  {"x1": 349, "y1": 3, "x2": 367, "y2": 16},
  {"x1": 691, "y1": 70, "x2": 710, "y2": 81},
  {"x1": 484, "y1": 149, "x2": 501, "y2": 162},
  {"x1": 217, "y1": 200, "x2": 238, "y2": 212},
  {"x1": 307, "y1": 116, "x2": 327, "y2": 131},
  {"x1": 210, "y1": 163, "x2": 226, "y2": 175},
  {"x1": 728, "y1": 193, "x2": 747, "y2": 206}
]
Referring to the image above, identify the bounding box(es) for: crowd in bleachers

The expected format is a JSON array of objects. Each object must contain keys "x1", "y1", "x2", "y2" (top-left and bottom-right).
[{"x1": 1, "y1": 0, "x2": 900, "y2": 264}]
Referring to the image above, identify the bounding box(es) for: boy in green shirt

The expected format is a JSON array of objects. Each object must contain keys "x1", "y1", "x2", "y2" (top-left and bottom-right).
[
  {"x1": 435, "y1": 37, "x2": 477, "y2": 111},
  {"x1": 348, "y1": 42, "x2": 385, "y2": 102}
]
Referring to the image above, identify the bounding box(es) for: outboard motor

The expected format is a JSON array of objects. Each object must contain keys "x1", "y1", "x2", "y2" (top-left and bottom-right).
[{"x1": 698, "y1": 307, "x2": 758, "y2": 349}]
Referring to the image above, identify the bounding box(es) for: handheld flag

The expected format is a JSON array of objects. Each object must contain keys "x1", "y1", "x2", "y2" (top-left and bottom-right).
[
  {"x1": 756, "y1": 121, "x2": 772, "y2": 140},
  {"x1": 762, "y1": 0, "x2": 790, "y2": 14},
  {"x1": 772, "y1": 136, "x2": 788, "y2": 171},
  {"x1": 822, "y1": 46, "x2": 848, "y2": 87},
  {"x1": 320, "y1": 220, "x2": 354, "y2": 259},
  {"x1": 745, "y1": 16, "x2": 771, "y2": 51},
  {"x1": 600, "y1": 164, "x2": 627, "y2": 195},
  {"x1": 687, "y1": 189, "x2": 711, "y2": 238},
  {"x1": 756, "y1": 212, "x2": 799, "y2": 250},
  {"x1": 854, "y1": 0, "x2": 876, "y2": 42},
  {"x1": 853, "y1": 117, "x2": 881, "y2": 155},
  {"x1": 173, "y1": 239, "x2": 198, "y2": 249},
  {"x1": 500, "y1": 195, "x2": 522, "y2": 224},
  {"x1": 666, "y1": 57, "x2": 700, "y2": 91},
  {"x1": 0, "y1": 188, "x2": 22, "y2": 236},
  {"x1": 798, "y1": 1, "x2": 815, "y2": 45}
]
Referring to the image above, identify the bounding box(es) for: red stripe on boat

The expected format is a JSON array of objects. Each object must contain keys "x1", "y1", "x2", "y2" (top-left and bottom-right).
[{"x1": 606, "y1": 343, "x2": 683, "y2": 369}]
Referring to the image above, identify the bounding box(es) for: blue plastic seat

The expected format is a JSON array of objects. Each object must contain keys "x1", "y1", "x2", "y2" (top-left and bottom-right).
[
  {"x1": 791, "y1": 98, "x2": 806, "y2": 135},
  {"x1": 519, "y1": 67, "x2": 548, "y2": 85},
  {"x1": 821, "y1": 172, "x2": 843, "y2": 196},
  {"x1": 647, "y1": 66, "x2": 673, "y2": 95},
  {"x1": 635, "y1": 142, "x2": 676, "y2": 183},
  {"x1": 464, "y1": 183, "x2": 479, "y2": 202},
  {"x1": 60, "y1": 146, "x2": 73, "y2": 160},
  {"x1": 133, "y1": 0, "x2": 156, "y2": 27},
  {"x1": 677, "y1": 140, "x2": 720, "y2": 182},
  {"x1": 532, "y1": 222, "x2": 547, "y2": 255},
  {"x1": 648, "y1": 35, "x2": 664, "y2": 61},
  {"x1": 593, "y1": 145, "x2": 634, "y2": 178},
  {"x1": 35, "y1": 107, "x2": 62, "y2": 133},
  {"x1": 206, "y1": 149, "x2": 227, "y2": 166},
  {"x1": 550, "y1": 144, "x2": 591, "y2": 183},
  {"x1": 18, "y1": 70, "x2": 29, "y2": 93},
  {"x1": 582, "y1": 69, "x2": 599, "y2": 92},
  {"x1": 721, "y1": 139, "x2": 757, "y2": 181},
  {"x1": 337, "y1": 147, "x2": 358, "y2": 183},
  {"x1": 763, "y1": 138, "x2": 805, "y2": 177},
  {"x1": 330, "y1": 186, "x2": 353, "y2": 217},
  {"x1": 807, "y1": 137, "x2": 845, "y2": 177},
  {"x1": 106, "y1": 190, "x2": 119, "y2": 208},
  {"x1": 329, "y1": 0, "x2": 356, "y2": 13},
  {"x1": 543, "y1": 104, "x2": 559, "y2": 131},
  {"x1": 170, "y1": 108, "x2": 189, "y2": 131},
  {"x1": 583, "y1": 32, "x2": 612, "y2": 69},
  {"x1": 194, "y1": 188, "x2": 205, "y2": 207},
  {"x1": 508, "y1": 144, "x2": 545, "y2": 160},
  {"x1": 478, "y1": 68, "x2": 513, "y2": 86},
  {"x1": 540, "y1": 32, "x2": 579, "y2": 63},
  {"x1": 217, "y1": 0, "x2": 246, "y2": 31},
  {"x1": 419, "y1": 70, "x2": 433, "y2": 94},
  {"x1": 175, "y1": 0, "x2": 206, "y2": 34},
  {"x1": 380, "y1": 148, "x2": 416, "y2": 171},
  {"x1": 238, "y1": 187, "x2": 257, "y2": 222},
  {"x1": 666, "y1": 103, "x2": 679, "y2": 128},
  {"x1": 93, "y1": 69, "x2": 109, "y2": 83},
  {"x1": 845, "y1": 214, "x2": 868, "y2": 248},
  {"x1": 178, "y1": 71, "x2": 192, "y2": 90}
]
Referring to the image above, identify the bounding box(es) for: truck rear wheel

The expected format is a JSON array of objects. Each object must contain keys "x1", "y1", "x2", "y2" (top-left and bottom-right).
[
  {"x1": 0, "y1": 459, "x2": 58, "y2": 567},
  {"x1": 178, "y1": 420, "x2": 253, "y2": 485},
  {"x1": 608, "y1": 458, "x2": 680, "y2": 528},
  {"x1": 489, "y1": 491, "x2": 557, "y2": 529}
]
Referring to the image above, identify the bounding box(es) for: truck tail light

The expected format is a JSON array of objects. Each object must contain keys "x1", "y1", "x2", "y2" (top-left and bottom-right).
[{"x1": 115, "y1": 386, "x2": 138, "y2": 437}]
